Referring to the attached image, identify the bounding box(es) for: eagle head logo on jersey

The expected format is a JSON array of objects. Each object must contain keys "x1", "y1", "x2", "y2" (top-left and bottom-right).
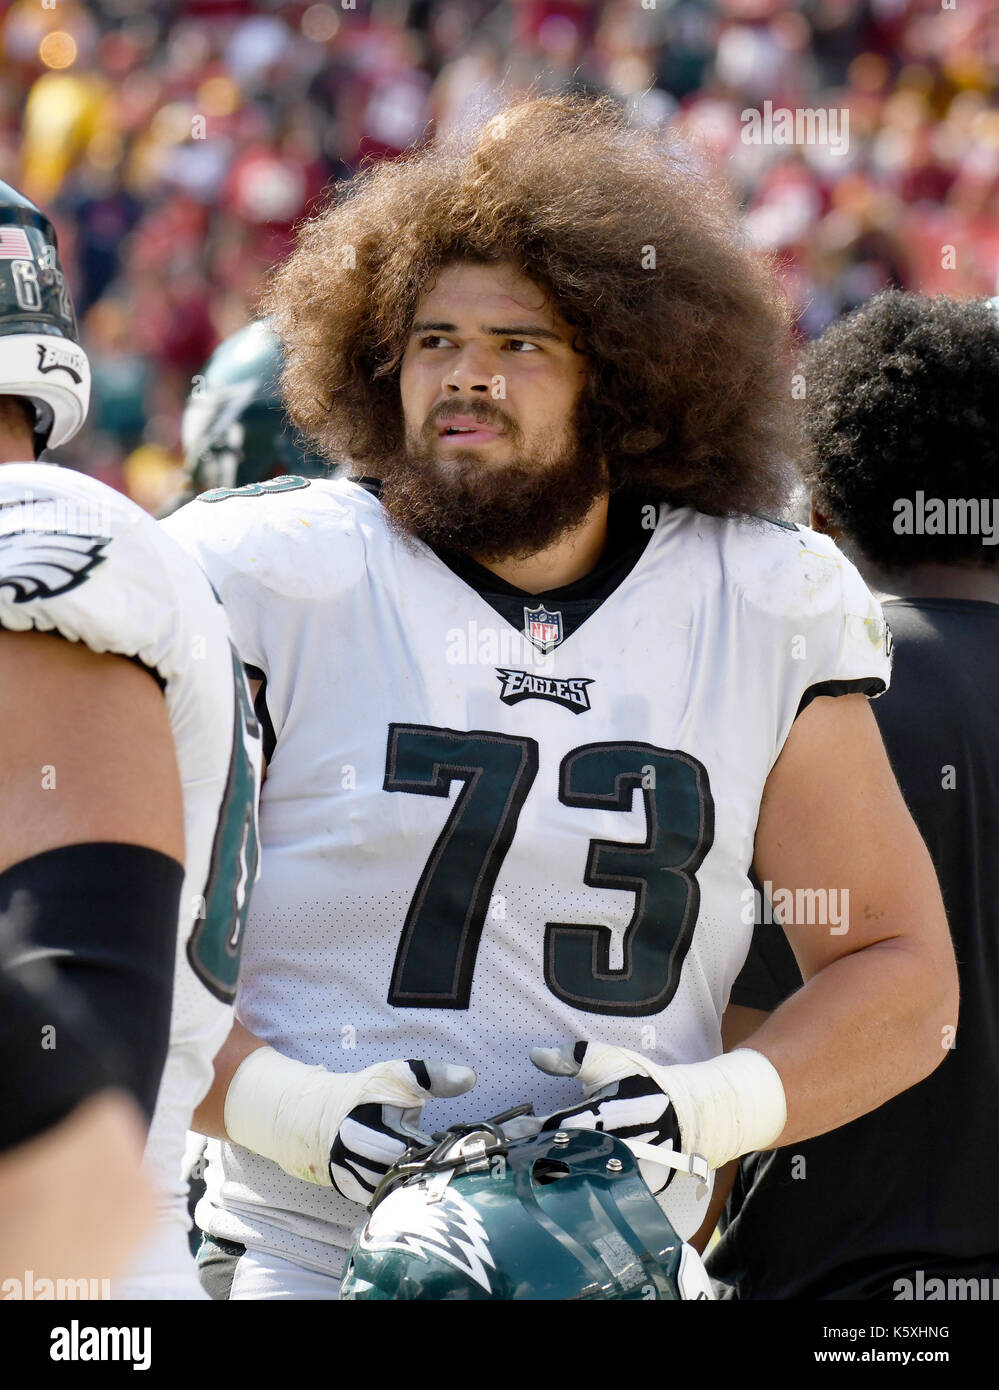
[{"x1": 0, "y1": 530, "x2": 109, "y2": 602}]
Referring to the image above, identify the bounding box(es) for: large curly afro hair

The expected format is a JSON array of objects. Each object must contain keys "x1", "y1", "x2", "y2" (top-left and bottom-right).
[
  {"x1": 262, "y1": 93, "x2": 796, "y2": 518},
  {"x1": 800, "y1": 292, "x2": 999, "y2": 568}
]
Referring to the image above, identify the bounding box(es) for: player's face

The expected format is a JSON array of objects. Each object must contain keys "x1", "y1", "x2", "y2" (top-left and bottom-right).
[
  {"x1": 399, "y1": 260, "x2": 587, "y2": 469},
  {"x1": 385, "y1": 261, "x2": 604, "y2": 561}
]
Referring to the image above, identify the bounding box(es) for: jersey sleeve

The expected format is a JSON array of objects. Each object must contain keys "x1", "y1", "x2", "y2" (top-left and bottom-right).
[
  {"x1": 792, "y1": 536, "x2": 893, "y2": 717},
  {"x1": 0, "y1": 467, "x2": 202, "y2": 688},
  {"x1": 717, "y1": 517, "x2": 893, "y2": 767}
]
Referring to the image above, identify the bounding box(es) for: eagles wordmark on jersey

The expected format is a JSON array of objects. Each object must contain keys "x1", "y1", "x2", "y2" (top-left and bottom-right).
[
  {"x1": 0, "y1": 464, "x2": 262, "y2": 1299},
  {"x1": 163, "y1": 474, "x2": 891, "y2": 1276}
]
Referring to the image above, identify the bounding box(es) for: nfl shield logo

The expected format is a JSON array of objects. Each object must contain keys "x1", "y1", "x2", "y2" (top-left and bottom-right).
[{"x1": 524, "y1": 603, "x2": 563, "y2": 654}]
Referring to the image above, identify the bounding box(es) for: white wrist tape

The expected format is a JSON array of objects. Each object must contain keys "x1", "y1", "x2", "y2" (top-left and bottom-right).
[
  {"x1": 655, "y1": 1048, "x2": 787, "y2": 1170},
  {"x1": 223, "y1": 1049, "x2": 475, "y2": 1191},
  {"x1": 224, "y1": 1047, "x2": 344, "y2": 1186}
]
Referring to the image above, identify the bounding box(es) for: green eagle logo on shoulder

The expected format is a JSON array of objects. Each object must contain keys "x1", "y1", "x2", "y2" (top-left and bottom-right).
[
  {"x1": 198, "y1": 476, "x2": 312, "y2": 504},
  {"x1": 0, "y1": 531, "x2": 110, "y2": 602}
]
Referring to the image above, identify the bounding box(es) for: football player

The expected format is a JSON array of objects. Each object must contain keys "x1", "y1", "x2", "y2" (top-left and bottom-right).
[
  {"x1": 164, "y1": 96, "x2": 956, "y2": 1300},
  {"x1": 170, "y1": 317, "x2": 332, "y2": 1250},
  {"x1": 166, "y1": 318, "x2": 331, "y2": 513},
  {"x1": 0, "y1": 179, "x2": 262, "y2": 1298},
  {"x1": 706, "y1": 292, "x2": 999, "y2": 1298}
]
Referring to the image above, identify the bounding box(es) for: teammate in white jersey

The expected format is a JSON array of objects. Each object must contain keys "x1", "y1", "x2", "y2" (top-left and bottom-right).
[
  {"x1": 0, "y1": 180, "x2": 261, "y2": 1298},
  {"x1": 164, "y1": 96, "x2": 957, "y2": 1300}
]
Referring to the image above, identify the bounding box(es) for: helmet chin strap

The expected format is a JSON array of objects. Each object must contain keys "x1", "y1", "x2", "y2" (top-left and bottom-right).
[{"x1": 622, "y1": 1138, "x2": 710, "y2": 1185}]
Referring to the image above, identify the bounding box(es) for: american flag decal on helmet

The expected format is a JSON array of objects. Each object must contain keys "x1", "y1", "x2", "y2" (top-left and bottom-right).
[{"x1": 0, "y1": 227, "x2": 32, "y2": 259}]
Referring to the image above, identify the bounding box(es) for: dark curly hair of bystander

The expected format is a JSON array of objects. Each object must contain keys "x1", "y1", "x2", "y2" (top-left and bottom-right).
[{"x1": 800, "y1": 291, "x2": 999, "y2": 569}]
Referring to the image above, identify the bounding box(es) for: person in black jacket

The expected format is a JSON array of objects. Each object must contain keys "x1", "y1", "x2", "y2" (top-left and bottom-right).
[{"x1": 706, "y1": 291, "x2": 999, "y2": 1299}]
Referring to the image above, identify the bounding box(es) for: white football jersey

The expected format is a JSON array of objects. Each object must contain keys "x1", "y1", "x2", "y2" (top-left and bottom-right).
[
  {"x1": 0, "y1": 464, "x2": 261, "y2": 1298},
  {"x1": 163, "y1": 475, "x2": 891, "y2": 1267}
]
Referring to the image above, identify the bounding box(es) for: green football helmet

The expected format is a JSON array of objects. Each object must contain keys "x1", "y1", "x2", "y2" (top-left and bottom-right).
[
  {"x1": 180, "y1": 319, "x2": 330, "y2": 497},
  {"x1": 0, "y1": 179, "x2": 90, "y2": 454},
  {"x1": 340, "y1": 1114, "x2": 714, "y2": 1301}
]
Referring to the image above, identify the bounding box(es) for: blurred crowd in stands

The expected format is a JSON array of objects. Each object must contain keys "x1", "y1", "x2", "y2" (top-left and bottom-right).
[{"x1": 2, "y1": 0, "x2": 997, "y2": 506}]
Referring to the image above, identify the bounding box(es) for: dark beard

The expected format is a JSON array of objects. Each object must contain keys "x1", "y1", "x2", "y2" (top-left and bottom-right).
[{"x1": 378, "y1": 412, "x2": 607, "y2": 563}]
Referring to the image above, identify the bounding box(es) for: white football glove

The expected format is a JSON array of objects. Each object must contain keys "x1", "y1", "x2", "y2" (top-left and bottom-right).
[
  {"x1": 328, "y1": 1059, "x2": 477, "y2": 1205},
  {"x1": 224, "y1": 1049, "x2": 476, "y2": 1206},
  {"x1": 517, "y1": 1041, "x2": 700, "y2": 1194},
  {"x1": 515, "y1": 1040, "x2": 787, "y2": 1187}
]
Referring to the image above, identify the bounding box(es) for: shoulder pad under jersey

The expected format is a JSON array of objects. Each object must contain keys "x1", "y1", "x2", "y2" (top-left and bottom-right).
[
  {"x1": 161, "y1": 475, "x2": 375, "y2": 603},
  {"x1": 708, "y1": 512, "x2": 892, "y2": 689}
]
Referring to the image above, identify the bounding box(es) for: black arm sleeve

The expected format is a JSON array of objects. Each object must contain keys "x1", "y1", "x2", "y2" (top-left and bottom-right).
[
  {"x1": 0, "y1": 964, "x2": 117, "y2": 1153},
  {"x1": 0, "y1": 843, "x2": 185, "y2": 1123}
]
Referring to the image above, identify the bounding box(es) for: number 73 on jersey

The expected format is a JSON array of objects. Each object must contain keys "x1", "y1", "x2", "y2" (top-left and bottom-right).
[{"x1": 384, "y1": 724, "x2": 714, "y2": 1018}]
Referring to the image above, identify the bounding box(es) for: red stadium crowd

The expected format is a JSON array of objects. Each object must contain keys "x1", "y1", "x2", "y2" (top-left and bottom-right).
[{"x1": 1, "y1": 0, "x2": 996, "y2": 504}]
